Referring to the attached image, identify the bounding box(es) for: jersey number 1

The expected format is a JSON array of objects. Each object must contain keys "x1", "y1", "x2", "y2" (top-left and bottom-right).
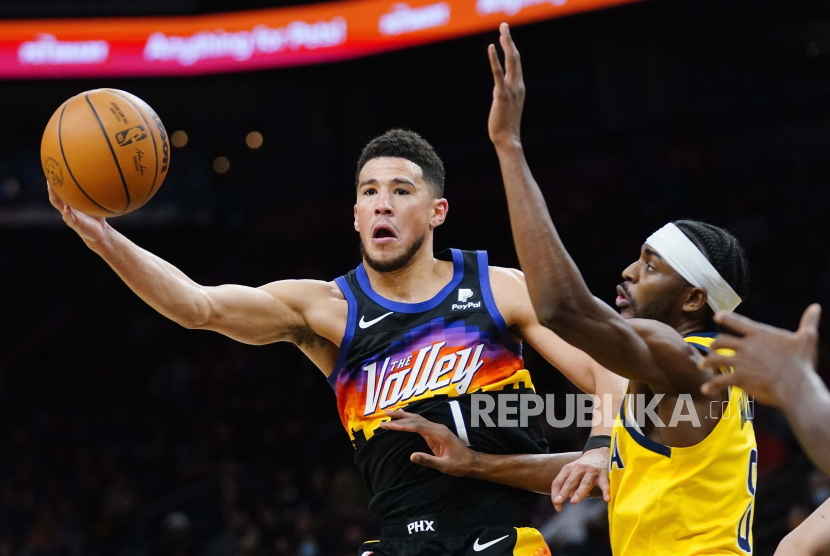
[{"x1": 448, "y1": 400, "x2": 471, "y2": 446}]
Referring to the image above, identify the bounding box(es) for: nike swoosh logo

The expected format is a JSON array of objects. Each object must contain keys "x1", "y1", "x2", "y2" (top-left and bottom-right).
[
  {"x1": 358, "y1": 312, "x2": 393, "y2": 329},
  {"x1": 473, "y1": 535, "x2": 510, "y2": 552}
]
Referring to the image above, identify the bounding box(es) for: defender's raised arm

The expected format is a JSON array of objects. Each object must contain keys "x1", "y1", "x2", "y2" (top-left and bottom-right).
[{"x1": 486, "y1": 24, "x2": 672, "y2": 387}]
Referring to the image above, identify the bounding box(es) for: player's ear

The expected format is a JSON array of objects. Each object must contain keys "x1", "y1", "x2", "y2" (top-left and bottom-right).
[
  {"x1": 430, "y1": 198, "x2": 448, "y2": 229},
  {"x1": 682, "y1": 287, "x2": 708, "y2": 313},
  {"x1": 354, "y1": 204, "x2": 360, "y2": 232}
]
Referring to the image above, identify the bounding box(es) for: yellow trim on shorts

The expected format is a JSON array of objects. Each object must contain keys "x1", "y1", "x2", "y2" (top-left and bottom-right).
[{"x1": 513, "y1": 527, "x2": 551, "y2": 556}]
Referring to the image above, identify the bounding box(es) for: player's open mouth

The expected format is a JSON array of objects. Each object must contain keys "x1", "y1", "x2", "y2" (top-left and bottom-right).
[
  {"x1": 372, "y1": 224, "x2": 398, "y2": 244},
  {"x1": 616, "y1": 284, "x2": 630, "y2": 308}
]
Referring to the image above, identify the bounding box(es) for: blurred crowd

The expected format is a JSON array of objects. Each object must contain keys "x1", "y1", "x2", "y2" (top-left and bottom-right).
[{"x1": 0, "y1": 340, "x2": 377, "y2": 556}]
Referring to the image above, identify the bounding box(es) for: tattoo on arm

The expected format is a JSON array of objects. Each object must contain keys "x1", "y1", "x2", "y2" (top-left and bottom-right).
[{"x1": 282, "y1": 323, "x2": 326, "y2": 348}]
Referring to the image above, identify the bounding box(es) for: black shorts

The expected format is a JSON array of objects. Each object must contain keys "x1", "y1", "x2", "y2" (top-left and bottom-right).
[{"x1": 358, "y1": 509, "x2": 551, "y2": 556}]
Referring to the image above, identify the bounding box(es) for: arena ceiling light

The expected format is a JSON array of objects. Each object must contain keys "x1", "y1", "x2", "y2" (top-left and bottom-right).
[{"x1": 246, "y1": 132, "x2": 264, "y2": 149}]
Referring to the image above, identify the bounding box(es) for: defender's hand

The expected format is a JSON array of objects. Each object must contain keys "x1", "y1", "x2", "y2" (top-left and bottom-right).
[
  {"x1": 488, "y1": 23, "x2": 525, "y2": 148},
  {"x1": 550, "y1": 447, "x2": 610, "y2": 512},
  {"x1": 380, "y1": 409, "x2": 476, "y2": 477},
  {"x1": 48, "y1": 184, "x2": 110, "y2": 246},
  {"x1": 699, "y1": 305, "x2": 821, "y2": 407}
]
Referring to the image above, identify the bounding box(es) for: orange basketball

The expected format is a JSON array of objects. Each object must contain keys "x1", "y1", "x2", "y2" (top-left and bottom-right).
[{"x1": 41, "y1": 89, "x2": 170, "y2": 218}]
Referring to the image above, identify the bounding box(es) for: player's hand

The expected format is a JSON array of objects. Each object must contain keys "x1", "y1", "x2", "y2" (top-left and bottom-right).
[
  {"x1": 550, "y1": 447, "x2": 610, "y2": 512},
  {"x1": 488, "y1": 23, "x2": 525, "y2": 148},
  {"x1": 48, "y1": 184, "x2": 110, "y2": 246},
  {"x1": 699, "y1": 305, "x2": 821, "y2": 407},
  {"x1": 380, "y1": 409, "x2": 476, "y2": 477}
]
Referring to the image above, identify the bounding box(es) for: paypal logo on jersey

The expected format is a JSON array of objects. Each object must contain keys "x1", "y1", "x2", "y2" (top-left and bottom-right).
[{"x1": 452, "y1": 288, "x2": 481, "y2": 310}]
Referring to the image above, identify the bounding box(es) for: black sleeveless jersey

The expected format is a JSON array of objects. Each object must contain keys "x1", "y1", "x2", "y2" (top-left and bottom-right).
[{"x1": 329, "y1": 249, "x2": 548, "y2": 519}]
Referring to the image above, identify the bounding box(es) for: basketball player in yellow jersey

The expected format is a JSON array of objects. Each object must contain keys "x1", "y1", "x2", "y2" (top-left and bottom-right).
[
  {"x1": 394, "y1": 306, "x2": 829, "y2": 554},
  {"x1": 405, "y1": 23, "x2": 757, "y2": 555}
]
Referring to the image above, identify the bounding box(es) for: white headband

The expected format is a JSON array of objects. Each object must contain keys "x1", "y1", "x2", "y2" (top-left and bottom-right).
[{"x1": 645, "y1": 223, "x2": 742, "y2": 314}]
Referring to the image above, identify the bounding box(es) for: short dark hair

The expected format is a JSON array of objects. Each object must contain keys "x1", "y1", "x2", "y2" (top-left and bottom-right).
[
  {"x1": 673, "y1": 220, "x2": 750, "y2": 323},
  {"x1": 355, "y1": 129, "x2": 445, "y2": 197}
]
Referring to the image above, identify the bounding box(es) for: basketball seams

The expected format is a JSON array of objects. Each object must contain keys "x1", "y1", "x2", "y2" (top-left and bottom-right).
[
  {"x1": 57, "y1": 99, "x2": 118, "y2": 215},
  {"x1": 44, "y1": 89, "x2": 167, "y2": 218},
  {"x1": 106, "y1": 89, "x2": 159, "y2": 205},
  {"x1": 84, "y1": 93, "x2": 131, "y2": 212}
]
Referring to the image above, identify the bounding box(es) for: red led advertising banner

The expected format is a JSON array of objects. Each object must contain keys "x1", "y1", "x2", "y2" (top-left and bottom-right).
[{"x1": 0, "y1": 0, "x2": 641, "y2": 79}]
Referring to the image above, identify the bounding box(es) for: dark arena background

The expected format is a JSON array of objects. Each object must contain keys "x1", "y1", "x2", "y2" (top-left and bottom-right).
[{"x1": 2, "y1": 0, "x2": 830, "y2": 554}]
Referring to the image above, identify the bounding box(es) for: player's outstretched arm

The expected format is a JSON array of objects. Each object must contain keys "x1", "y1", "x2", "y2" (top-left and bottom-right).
[
  {"x1": 486, "y1": 25, "x2": 683, "y2": 389},
  {"x1": 379, "y1": 410, "x2": 591, "y2": 497},
  {"x1": 774, "y1": 497, "x2": 830, "y2": 556},
  {"x1": 48, "y1": 185, "x2": 342, "y2": 353},
  {"x1": 699, "y1": 305, "x2": 830, "y2": 475}
]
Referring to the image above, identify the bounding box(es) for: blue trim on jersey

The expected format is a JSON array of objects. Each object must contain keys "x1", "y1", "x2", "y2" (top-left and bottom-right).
[
  {"x1": 476, "y1": 250, "x2": 521, "y2": 354},
  {"x1": 330, "y1": 276, "x2": 358, "y2": 386},
  {"x1": 684, "y1": 331, "x2": 719, "y2": 339},
  {"x1": 687, "y1": 342, "x2": 710, "y2": 354},
  {"x1": 355, "y1": 248, "x2": 464, "y2": 313},
  {"x1": 619, "y1": 400, "x2": 672, "y2": 458},
  {"x1": 684, "y1": 331, "x2": 719, "y2": 354}
]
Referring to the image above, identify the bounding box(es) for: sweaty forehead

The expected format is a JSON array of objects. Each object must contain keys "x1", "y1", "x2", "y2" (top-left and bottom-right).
[{"x1": 358, "y1": 157, "x2": 424, "y2": 185}]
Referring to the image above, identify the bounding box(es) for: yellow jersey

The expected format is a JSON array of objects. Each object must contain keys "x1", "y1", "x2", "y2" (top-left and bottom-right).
[{"x1": 608, "y1": 334, "x2": 757, "y2": 556}]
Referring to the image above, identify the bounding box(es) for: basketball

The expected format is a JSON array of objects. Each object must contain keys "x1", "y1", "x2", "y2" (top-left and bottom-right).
[{"x1": 41, "y1": 89, "x2": 170, "y2": 218}]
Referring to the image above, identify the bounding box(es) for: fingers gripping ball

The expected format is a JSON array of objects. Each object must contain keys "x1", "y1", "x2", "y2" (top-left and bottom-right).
[{"x1": 41, "y1": 89, "x2": 170, "y2": 218}]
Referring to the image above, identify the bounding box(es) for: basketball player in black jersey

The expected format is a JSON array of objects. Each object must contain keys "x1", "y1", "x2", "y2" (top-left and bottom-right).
[{"x1": 47, "y1": 67, "x2": 627, "y2": 556}]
